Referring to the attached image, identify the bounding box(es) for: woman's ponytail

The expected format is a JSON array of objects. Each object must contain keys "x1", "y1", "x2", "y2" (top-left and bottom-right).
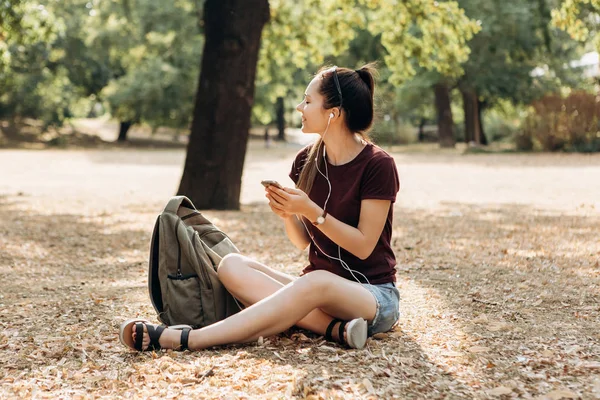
[{"x1": 355, "y1": 63, "x2": 377, "y2": 96}]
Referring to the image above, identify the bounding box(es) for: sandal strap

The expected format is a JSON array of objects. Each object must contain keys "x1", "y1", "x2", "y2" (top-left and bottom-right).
[
  {"x1": 134, "y1": 322, "x2": 144, "y2": 351},
  {"x1": 180, "y1": 328, "x2": 191, "y2": 351},
  {"x1": 146, "y1": 324, "x2": 165, "y2": 351},
  {"x1": 325, "y1": 319, "x2": 341, "y2": 342},
  {"x1": 338, "y1": 321, "x2": 348, "y2": 345}
]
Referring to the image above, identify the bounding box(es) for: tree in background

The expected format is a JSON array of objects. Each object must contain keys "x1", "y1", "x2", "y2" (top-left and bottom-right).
[
  {"x1": 370, "y1": 1, "x2": 480, "y2": 148},
  {"x1": 179, "y1": 0, "x2": 481, "y2": 209},
  {"x1": 90, "y1": 0, "x2": 204, "y2": 141},
  {"x1": 252, "y1": 0, "x2": 364, "y2": 140},
  {"x1": 456, "y1": 0, "x2": 585, "y2": 146},
  {"x1": 390, "y1": 0, "x2": 586, "y2": 149},
  {"x1": 0, "y1": 1, "x2": 76, "y2": 129},
  {"x1": 177, "y1": 0, "x2": 270, "y2": 210},
  {"x1": 11, "y1": 1, "x2": 589, "y2": 208},
  {"x1": 0, "y1": 0, "x2": 204, "y2": 141}
]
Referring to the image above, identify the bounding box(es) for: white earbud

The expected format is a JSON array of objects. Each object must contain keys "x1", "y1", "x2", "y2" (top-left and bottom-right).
[{"x1": 329, "y1": 112, "x2": 334, "y2": 119}]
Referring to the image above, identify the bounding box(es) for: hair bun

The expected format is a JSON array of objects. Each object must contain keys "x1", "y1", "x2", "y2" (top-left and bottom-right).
[{"x1": 355, "y1": 65, "x2": 376, "y2": 95}]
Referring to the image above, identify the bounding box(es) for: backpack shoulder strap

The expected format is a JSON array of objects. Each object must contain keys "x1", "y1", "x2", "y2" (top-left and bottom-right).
[{"x1": 164, "y1": 196, "x2": 196, "y2": 214}]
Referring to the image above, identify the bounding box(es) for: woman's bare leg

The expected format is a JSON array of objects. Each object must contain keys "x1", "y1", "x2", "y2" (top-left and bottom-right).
[
  {"x1": 134, "y1": 254, "x2": 377, "y2": 350},
  {"x1": 216, "y1": 254, "x2": 348, "y2": 339},
  {"x1": 231, "y1": 255, "x2": 296, "y2": 286}
]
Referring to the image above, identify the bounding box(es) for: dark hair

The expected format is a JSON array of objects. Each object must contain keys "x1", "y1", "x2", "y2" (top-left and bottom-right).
[
  {"x1": 318, "y1": 63, "x2": 377, "y2": 134},
  {"x1": 297, "y1": 63, "x2": 378, "y2": 194}
]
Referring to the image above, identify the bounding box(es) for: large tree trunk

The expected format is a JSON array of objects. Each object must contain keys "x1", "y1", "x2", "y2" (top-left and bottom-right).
[
  {"x1": 461, "y1": 88, "x2": 489, "y2": 145},
  {"x1": 461, "y1": 88, "x2": 477, "y2": 144},
  {"x1": 434, "y1": 83, "x2": 455, "y2": 148},
  {"x1": 117, "y1": 121, "x2": 132, "y2": 142},
  {"x1": 177, "y1": 0, "x2": 270, "y2": 210},
  {"x1": 276, "y1": 96, "x2": 285, "y2": 141}
]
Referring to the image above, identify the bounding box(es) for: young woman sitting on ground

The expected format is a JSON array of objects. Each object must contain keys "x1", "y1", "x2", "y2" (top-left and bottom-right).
[{"x1": 119, "y1": 63, "x2": 400, "y2": 351}]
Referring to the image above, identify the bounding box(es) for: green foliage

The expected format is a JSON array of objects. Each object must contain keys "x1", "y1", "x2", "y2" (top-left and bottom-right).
[
  {"x1": 93, "y1": 0, "x2": 203, "y2": 129},
  {"x1": 1, "y1": 0, "x2": 202, "y2": 131},
  {"x1": 0, "y1": 1, "x2": 59, "y2": 74},
  {"x1": 366, "y1": 0, "x2": 481, "y2": 85},
  {"x1": 254, "y1": 0, "x2": 480, "y2": 125},
  {"x1": 457, "y1": 0, "x2": 586, "y2": 110},
  {"x1": 552, "y1": 0, "x2": 600, "y2": 46},
  {"x1": 254, "y1": 0, "x2": 364, "y2": 124},
  {"x1": 483, "y1": 100, "x2": 525, "y2": 142},
  {"x1": 371, "y1": 118, "x2": 419, "y2": 145},
  {"x1": 1, "y1": 66, "x2": 78, "y2": 127},
  {"x1": 3, "y1": 0, "x2": 594, "y2": 142},
  {"x1": 0, "y1": 2, "x2": 75, "y2": 126}
]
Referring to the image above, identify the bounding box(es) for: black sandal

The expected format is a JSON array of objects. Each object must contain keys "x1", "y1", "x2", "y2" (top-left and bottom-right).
[
  {"x1": 325, "y1": 317, "x2": 368, "y2": 349},
  {"x1": 325, "y1": 318, "x2": 346, "y2": 345},
  {"x1": 119, "y1": 319, "x2": 192, "y2": 352}
]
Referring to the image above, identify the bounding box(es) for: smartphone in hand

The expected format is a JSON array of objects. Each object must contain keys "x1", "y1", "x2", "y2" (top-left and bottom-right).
[{"x1": 261, "y1": 180, "x2": 283, "y2": 189}]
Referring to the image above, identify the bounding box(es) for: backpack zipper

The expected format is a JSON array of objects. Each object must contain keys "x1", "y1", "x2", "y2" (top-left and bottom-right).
[{"x1": 174, "y1": 219, "x2": 183, "y2": 278}]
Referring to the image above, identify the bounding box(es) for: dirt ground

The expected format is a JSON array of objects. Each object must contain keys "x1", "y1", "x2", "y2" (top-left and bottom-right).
[{"x1": 0, "y1": 139, "x2": 599, "y2": 399}]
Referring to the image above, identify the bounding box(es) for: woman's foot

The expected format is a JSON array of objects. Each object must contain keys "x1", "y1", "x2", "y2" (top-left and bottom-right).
[
  {"x1": 325, "y1": 318, "x2": 367, "y2": 349},
  {"x1": 119, "y1": 319, "x2": 192, "y2": 351},
  {"x1": 131, "y1": 324, "x2": 183, "y2": 350},
  {"x1": 328, "y1": 320, "x2": 347, "y2": 343}
]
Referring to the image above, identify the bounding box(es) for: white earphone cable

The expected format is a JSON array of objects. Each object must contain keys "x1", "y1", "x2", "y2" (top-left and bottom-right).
[{"x1": 301, "y1": 115, "x2": 371, "y2": 286}]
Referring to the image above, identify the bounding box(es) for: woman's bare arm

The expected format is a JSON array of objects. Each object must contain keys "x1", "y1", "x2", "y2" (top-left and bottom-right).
[
  {"x1": 304, "y1": 198, "x2": 390, "y2": 260},
  {"x1": 282, "y1": 215, "x2": 310, "y2": 250}
]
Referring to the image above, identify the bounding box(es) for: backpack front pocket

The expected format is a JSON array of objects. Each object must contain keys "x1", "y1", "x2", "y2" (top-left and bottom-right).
[{"x1": 164, "y1": 274, "x2": 204, "y2": 327}]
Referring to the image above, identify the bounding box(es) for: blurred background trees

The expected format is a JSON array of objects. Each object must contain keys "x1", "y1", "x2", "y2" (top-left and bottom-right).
[{"x1": 1, "y1": 0, "x2": 599, "y2": 207}]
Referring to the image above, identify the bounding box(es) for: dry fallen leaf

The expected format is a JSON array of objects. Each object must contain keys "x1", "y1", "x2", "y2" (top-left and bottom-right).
[
  {"x1": 318, "y1": 345, "x2": 338, "y2": 352},
  {"x1": 487, "y1": 322, "x2": 510, "y2": 332},
  {"x1": 543, "y1": 389, "x2": 579, "y2": 399},
  {"x1": 362, "y1": 378, "x2": 375, "y2": 394},
  {"x1": 592, "y1": 379, "x2": 600, "y2": 395},
  {"x1": 441, "y1": 351, "x2": 463, "y2": 357},
  {"x1": 487, "y1": 386, "x2": 513, "y2": 396},
  {"x1": 468, "y1": 346, "x2": 491, "y2": 353},
  {"x1": 372, "y1": 333, "x2": 389, "y2": 340},
  {"x1": 581, "y1": 361, "x2": 600, "y2": 369},
  {"x1": 472, "y1": 315, "x2": 489, "y2": 324}
]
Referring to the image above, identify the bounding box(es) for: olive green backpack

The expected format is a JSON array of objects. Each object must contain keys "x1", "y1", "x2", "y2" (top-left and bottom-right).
[{"x1": 148, "y1": 196, "x2": 241, "y2": 328}]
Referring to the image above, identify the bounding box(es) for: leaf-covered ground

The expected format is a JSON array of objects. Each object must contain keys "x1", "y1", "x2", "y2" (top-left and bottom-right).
[{"x1": 1, "y1": 142, "x2": 599, "y2": 399}]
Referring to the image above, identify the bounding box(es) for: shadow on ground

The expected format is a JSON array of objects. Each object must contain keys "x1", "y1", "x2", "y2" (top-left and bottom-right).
[
  {"x1": 0, "y1": 195, "x2": 470, "y2": 398},
  {"x1": 1, "y1": 195, "x2": 598, "y2": 397}
]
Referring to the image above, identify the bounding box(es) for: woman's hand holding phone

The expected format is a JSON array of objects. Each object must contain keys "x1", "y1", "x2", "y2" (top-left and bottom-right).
[
  {"x1": 261, "y1": 180, "x2": 283, "y2": 189},
  {"x1": 263, "y1": 181, "x2": 291, "y2": 219},
  {"x1": 263, "y1": 181, "x2": 312, "y2": 219}
]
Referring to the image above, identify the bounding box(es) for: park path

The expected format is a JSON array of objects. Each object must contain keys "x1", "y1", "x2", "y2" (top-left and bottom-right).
[{"x1": 1, "y1": 142, "x2": 599, "y2": 214}]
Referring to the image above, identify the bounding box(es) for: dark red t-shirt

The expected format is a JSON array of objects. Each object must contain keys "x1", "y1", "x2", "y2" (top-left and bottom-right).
[{"x1": 289, "y1": 143, "x2": 400, "y2": 284}]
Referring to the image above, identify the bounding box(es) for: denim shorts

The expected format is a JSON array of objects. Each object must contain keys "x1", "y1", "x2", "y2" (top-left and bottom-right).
[{"x1": 363, "y1": 282, "x2": 400, "y2": 336}]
